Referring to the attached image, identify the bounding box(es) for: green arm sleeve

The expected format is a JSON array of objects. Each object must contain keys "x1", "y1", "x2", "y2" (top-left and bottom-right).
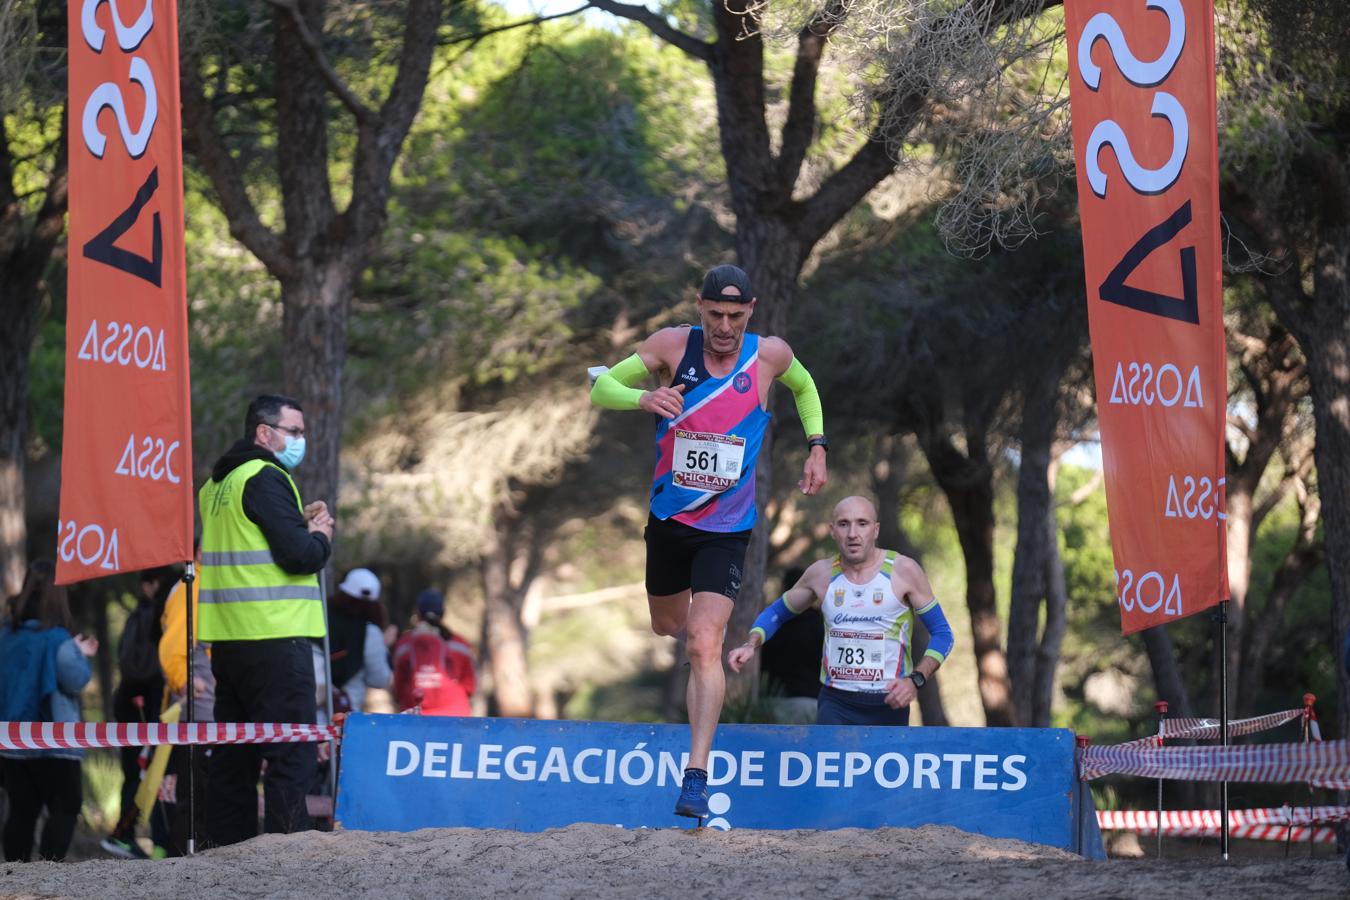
[
  {"x1": 775, "y1": 356, "x2": 824, "y2": 437},
  {"x1": 590, "y1": 353, "x2": 651, "y2": 410}
]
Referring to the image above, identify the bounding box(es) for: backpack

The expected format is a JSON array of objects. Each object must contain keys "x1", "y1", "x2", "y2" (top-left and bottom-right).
[
  {"x1": 395, "y1": 632, "x2": 469, "y2": 716},
  {"x1": 118, "y1": 601, "x2": 162, "y2": 685}
]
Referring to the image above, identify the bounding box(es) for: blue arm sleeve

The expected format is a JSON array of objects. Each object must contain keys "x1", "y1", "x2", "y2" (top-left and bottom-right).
[
  {"x1": 749, "y1": 596, "x2": 802, "y2": 645},
  {"x1": 915, "y1": 598, "x2": 954, "y2": 663}
]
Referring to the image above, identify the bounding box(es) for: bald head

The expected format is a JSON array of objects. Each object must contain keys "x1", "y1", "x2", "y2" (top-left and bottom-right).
[
  {"x1": 829, "y1": 496, "x2": 881, "y2": 565},
  {"x1": 832, "y1": 495, "x2": 878, "y2": 522}
]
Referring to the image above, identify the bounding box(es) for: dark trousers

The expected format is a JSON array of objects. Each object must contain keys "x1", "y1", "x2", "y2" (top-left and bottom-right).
[
  {"x1": 207, "y1": 638, "x2": 317, "y2": 847},
  {"x1": 1, "y1": 757, "x2": 83, "y2": 862}
]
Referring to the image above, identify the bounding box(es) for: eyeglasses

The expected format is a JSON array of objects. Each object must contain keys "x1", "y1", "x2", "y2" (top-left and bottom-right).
[{"x1": 268, "y1": 423, "x2": 305, "y2": 438}]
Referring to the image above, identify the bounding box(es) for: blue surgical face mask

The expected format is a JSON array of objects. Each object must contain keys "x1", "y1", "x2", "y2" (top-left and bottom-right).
[{"x1": 276, "y1": 435, "x2": 306, "y2": 469}]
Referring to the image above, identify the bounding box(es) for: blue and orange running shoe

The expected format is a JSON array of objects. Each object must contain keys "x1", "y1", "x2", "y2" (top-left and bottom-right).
[{"x1": 674, "y1": 768, "x2": 709, "y2": 819}]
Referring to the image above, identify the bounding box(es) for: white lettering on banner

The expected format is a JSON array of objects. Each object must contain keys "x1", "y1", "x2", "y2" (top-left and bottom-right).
[
  {"x1": 379, "y1": 742, "x2": 1034, "y2": 794},
  {"x1": 81, "y1": 56, "x2": 158, "y2": 159},
  {"x1": 1077, "y1": 1, "x2": 1189, "y2": 198},
  {"x1": 1116, "y1": 568, "x2": 1183, "y2": 616},
  {"x1": 1164, "y1": 475, "x2": 1226, "y2": 521},
  {"x1": 477, "y1": 744, "x2": 502, "y2": 780},
  {"x1": 1077, "y1": 0, "x2": 1184, "y2": 91},
  {"x1": 114, "y1": 434, "x2": 182, "y2": 484},
  {"x1": 57, "y1": 519, "x2": 121, "y2": 570},
  {"x1": 82, "y1": 0, "x2": 156, "y2": 54},
  {"x1": 77, "y1": 320, "x2": 168, "y2": 371},
  {"x1": 1107, "y1": 361, "x2": 1203, "y2": 408}
]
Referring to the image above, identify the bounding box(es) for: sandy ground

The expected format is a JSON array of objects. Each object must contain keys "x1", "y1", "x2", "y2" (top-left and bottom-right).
[{"x1": 0, "y1": 824, "x2": 1346, "y2": 899}]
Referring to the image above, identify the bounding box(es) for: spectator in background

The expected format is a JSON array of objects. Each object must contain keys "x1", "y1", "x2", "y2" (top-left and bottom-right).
[
  {"x1": 312, "y1": 568, "x2": 394, "y2": 724},
  {"x1": 101, "y1": 565, "x2": 177, "y2": 859},
  {"x1": 759, "y1": 567, "x2": 824, "y2": 724},
  {"x1": 0, "y1": 560, "x2": 98, "y2": 862},
  {"x1": 392, "y1": 590, "x2": 477, "y2": 717},
  {"x1": 197, "y1": 394, "x2": 333, "y2": 846}
]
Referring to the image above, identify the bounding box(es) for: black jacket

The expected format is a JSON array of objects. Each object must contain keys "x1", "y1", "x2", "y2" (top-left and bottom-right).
[{"x1": 209, "y1": 440, "x2": 331, "y2": 575}]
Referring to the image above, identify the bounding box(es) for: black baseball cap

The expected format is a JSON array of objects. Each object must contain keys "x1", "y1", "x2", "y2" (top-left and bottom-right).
[{"x1": 699, "y1": 264, "x2": 754, "y2": 303}]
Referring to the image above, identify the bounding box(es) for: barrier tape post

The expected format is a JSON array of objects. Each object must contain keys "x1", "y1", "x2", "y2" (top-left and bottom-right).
[
  {"x1": 1154, "y1": 699, "x2": 1168, "y2": 859},
  {"x1": 319, "y1": 569, "x2": 337, "y2": 818},
  {"x1": 1299, "y1": 693, "x2": 1317, "y2": 859},
  {"x1": 1217, "y1": 600, "x2": 1230, "y2": 860},
  {"x1": 1075, "y1": 734, "x2": 1091, "y2": 857}
]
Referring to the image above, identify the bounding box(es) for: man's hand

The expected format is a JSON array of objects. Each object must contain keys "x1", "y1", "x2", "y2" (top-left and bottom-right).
[
  {"x1": 798, "y1": 445, "x2": 828, "y2": 495},
  {"x1": 307, "y1": 507, "x2": 335, "y2": 539},
  {"x1": 638, "y1": 383, "x2": 686, "y2": 420},
  {"x1": 193, "y1": 676, "x2": 209, "y2": 697},
  {"x1": 303, "y1": 501, "x2": 328, "y2": 522},
  {"x1": 727, "y1": 643, "x2": 757, "y2": 673},
  {"x1": 73, "y1": 633, "x2": 99, "y2": 658},
  {"x1": 883, "y1": 677, "x2": 917, "y2": 710}
]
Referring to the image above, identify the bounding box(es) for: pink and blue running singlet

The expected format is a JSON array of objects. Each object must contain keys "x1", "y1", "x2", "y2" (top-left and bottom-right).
[{"x1": 649, "y1": 328, "x2": 771, "y2": 533}]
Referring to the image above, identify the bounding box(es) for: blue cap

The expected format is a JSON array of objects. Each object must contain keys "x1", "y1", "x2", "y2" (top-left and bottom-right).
[{"x1": 416, "y1": 589, "x2": 444, "y2": 618}]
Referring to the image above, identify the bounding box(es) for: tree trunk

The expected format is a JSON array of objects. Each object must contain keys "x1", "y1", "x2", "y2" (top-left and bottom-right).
[
  {"x1": 1140, "y1": 623, "x2": 1196, "y2": 720},
  {"x1": 723, "y1": 227, "x2": 807, "y2": 699},
  {"x1": 1301, "y1": 281, "x2": 1350, "y2": 739},
  {"x1": 1007, "y1": 375, "x2": 1057, "y2": 726},
  {"x1": 0, "y1": 291, "x2": 35, "y2": 597},
  {"x1": 1032, "y1": 485, "x2": 1068, "y2": 728},
  {"x1": 1237, "y1": 480, "x2": 1322, "y2": 716},
  {"x1": 872, "y1": 433, "x2": 947, "y2": 725},
  {"x1": 479, "y1": 519, "x2": 535, "y2": 719},
  {"x1": 920, "y1": 431, "x2": 1016, "y2": 726},
  {"x1": 280, "y1": 262, "x2": 357, "y2": 517}
]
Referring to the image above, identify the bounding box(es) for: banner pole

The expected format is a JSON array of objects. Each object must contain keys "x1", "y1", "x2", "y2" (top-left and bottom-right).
[
  {"x1": 1154, "y1": 699, "x2": 1168, "y2": 858},
  {"x1": 184, "y1": 560, "x2": 196, "y2": 856},
  {"x1": 319, "y1": 569, "x2": 336, "y2": 815},
  {"x1": 1219, "y1": 600, "x2": 1230, "y2": 860}
]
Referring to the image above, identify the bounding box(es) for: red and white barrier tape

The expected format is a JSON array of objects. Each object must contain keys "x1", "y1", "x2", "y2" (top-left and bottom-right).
[
  {"x1": 0, "y1": 721, "x2": 338, "y2": 751},
  {"x1": 1080, "y1": 738, "x2": 1350, "y2": 783},
  {"x1": 1161, "y1": 708, "x2": 1304, "y2": 742},
  {"x1": 1098, "y1": 807, "x2": 1346, "y2": 844}
]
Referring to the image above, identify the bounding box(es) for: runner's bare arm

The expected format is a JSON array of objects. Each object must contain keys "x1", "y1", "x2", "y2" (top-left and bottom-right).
[
  {"x1": 590, "y1": 328, "x2": 689, "y2": 419},
  {"x1": 761, "y1": 337, "x2": 827, "y2": 495},
  {"x1": 883, "y1": 556, "x2": 953, "y2": 709}
]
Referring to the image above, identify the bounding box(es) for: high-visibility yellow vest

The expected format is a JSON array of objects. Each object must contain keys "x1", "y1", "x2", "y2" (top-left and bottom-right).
[{"x1": 197, "y1": 458, "x2": 326, "y2": 642}]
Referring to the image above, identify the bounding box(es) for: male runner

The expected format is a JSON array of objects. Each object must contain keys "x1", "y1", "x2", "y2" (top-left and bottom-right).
[
  {"x1": 727, "y1": 495, "x2": 954, "y2": 725},
  {"x1": 590, "y1": 263, "x2": 828, "y2": 819}
]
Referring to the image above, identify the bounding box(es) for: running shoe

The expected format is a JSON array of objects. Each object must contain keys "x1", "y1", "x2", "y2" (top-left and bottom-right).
[
  {"x1": 673, "y1": 768, "x2": 709, "y2": 819},
  {"x1": 100, "y1": 835, "x2": 149, "y2": 860}
]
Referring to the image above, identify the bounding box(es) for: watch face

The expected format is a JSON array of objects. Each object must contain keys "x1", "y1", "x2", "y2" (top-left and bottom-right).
[{"x1": 909, "y1": 671, "x2": 926, "y2": 689}]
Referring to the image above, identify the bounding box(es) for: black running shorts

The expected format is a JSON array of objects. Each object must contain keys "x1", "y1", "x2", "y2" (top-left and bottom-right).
[
  {"x1": 816, "y1": 684, "x2": 911, "y2": 726},
  {"x1": 644, "y1": 513, "x2": 751, "y2": 601}
]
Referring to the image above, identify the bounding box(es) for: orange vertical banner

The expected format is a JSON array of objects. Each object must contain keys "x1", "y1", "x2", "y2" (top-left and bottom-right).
[
  {"x1": 1066, "y1": 0, "x2": 1228, "y2": 633},
  {"x1": 58, "y1": 0, "x2": 192, "y2": 583}
]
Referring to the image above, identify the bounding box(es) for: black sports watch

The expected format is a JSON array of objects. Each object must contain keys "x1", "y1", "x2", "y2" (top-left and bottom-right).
[
  {"x1": 908, "y1": 670, "x2": 927, "y2": 689},
  {"x1": 807, "y1": 435, "x2": 829, "y2": 452}
]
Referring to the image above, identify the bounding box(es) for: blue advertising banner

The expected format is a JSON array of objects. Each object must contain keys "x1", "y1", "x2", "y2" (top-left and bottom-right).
[{"x1": 337, "y1": 715, "x2": 1085, "y2": 851}]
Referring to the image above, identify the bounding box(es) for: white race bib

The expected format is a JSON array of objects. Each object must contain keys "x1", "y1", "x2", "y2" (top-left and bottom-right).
[
  {"x1": 825, "y1": 629, "x2": 885, "y2": 683},
  {"x1": 672, "y1": 430, "x2": 745, "y2": 492}
]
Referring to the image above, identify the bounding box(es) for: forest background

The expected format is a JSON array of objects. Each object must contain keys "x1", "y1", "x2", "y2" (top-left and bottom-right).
[{"x1": 1, "y1": 0, "x2": 1347, "y2": 824}]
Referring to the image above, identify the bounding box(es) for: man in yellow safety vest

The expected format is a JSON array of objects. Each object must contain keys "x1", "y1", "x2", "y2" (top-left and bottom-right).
[{"x1": 198, "y1": 394, "x2": 334, "y2": 846}]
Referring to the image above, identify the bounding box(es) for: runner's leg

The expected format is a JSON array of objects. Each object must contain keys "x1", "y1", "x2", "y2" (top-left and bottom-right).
[
  {"x1": 684, "y1": 591, "x2": 734, "y2": 770},
  {"x1": 647, "y1": 591, "x2": 691, "y2": 636}
]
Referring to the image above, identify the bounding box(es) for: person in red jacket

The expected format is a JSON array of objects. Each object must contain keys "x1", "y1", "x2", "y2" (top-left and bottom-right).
[{"x1": 391, "y1": 590, "x2": 476, "y2": 717}]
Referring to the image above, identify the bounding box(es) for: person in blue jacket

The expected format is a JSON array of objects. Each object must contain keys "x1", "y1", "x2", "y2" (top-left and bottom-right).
[{"x1": 0, "y1": 560, "x2": 98, "y2": 862}]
